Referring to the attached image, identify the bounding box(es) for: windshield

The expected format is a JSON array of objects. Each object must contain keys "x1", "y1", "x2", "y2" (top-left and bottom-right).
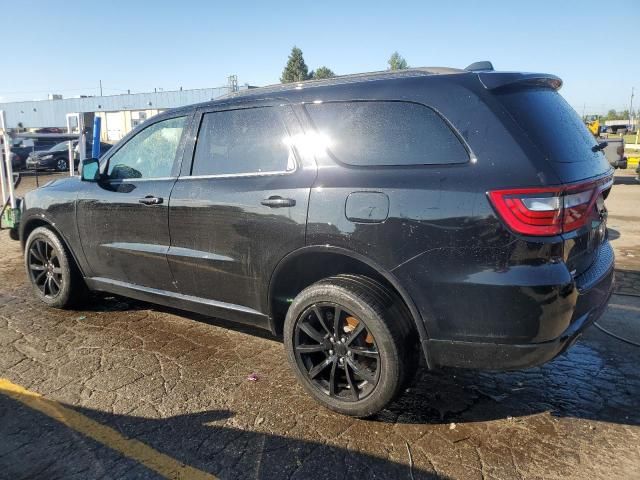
[
  {"x1": 49, "y1": 141, "x2": 75, "y2": 152},
  {"x1": 497, "y1": 88, "x2": 600, "y2": 163}
]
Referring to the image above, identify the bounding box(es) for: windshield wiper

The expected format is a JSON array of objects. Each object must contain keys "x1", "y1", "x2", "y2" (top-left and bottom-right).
[{"x1": 592, "y1": 141, "x2": 608, "y2": 153}]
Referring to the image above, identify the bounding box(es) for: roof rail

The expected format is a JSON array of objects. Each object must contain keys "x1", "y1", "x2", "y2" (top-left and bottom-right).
[{"x1": 465, "y1": 61, "x2": 494, "y2": 72}]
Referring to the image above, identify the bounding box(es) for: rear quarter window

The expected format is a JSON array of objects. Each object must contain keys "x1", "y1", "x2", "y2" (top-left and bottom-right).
[{"x1": 305, "y1": 101, "x2": 469, "y2": 166}]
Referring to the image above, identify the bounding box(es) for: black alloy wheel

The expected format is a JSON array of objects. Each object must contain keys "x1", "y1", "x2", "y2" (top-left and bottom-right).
[
  {"x1": 27, "y1": 237, "x2": 63, "y2": 298},
  {"x1": 25, "y1": 226, "x2": 88, "y2": 308},
  {"x1": 284, "y1": 275, "x2": 413, "y2": 417},
  {"x1": 293, "y1": 302, "x2": 380, "y2": 401}
]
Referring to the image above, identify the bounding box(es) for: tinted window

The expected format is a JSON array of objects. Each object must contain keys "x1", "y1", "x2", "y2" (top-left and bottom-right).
[
  {"x1": 107, "y1": 116, "x2": 186, "y2": 179},
  {"x1": 50, "y1": 141, "x2": 75, "y2": 152},
  {"x1": 192, "y1": 107, "x2": 296, "y2": 176},
  {"x1": 498, "y1": 88, "x2": 599, "y2": 163},
  {"x1": 305, "y1": 101, "x2": 469, "y2": 166}
]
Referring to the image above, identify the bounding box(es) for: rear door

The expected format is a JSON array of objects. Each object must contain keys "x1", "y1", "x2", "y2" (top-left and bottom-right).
[
  {"x1": 76, "y1": 113, "x2": 191, "y2": 291},
  {"x1": 167, "y1": 102, "x2": 316, "y2": 321}
]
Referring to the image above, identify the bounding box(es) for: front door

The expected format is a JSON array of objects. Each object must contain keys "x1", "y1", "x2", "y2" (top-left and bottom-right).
[
  {"x1": 77, "y1": 114, "x2": 191, "y2": 291},
  {"x1": 167, "y1": 103, "x2": 316, "y2": 320}
]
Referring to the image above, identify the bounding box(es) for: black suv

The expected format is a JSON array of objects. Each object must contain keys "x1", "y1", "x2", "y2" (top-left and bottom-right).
[{"x1": 15, "y1": 64, "x2": 615, "y2": 417}]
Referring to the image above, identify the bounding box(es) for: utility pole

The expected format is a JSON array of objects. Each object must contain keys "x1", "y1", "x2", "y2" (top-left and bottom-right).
[
  {"x1": 630, "y1": 87, "x2": 635, "y2": 130},
  {"x1": 99, "y1": 80, "x2": 103, "y2": 97}
]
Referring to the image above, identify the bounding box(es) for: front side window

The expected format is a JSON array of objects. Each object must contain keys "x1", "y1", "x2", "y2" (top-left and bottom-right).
[
  {"x1": 107, "y1": 116, "x2": 186, "y2": 179},
  {"x1": 191, "y1": 107, "x2": 296, "y2": 176},
  {"x1": 305, "y1": 101, "x2": 469, "y2": 166}
]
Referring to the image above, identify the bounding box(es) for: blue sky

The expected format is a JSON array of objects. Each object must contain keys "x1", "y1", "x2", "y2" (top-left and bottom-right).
[{"x1": 3, "y1": 0, "x2": 638, "y2": 114}]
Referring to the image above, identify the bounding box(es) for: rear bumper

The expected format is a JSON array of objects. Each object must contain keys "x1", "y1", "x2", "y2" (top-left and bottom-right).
[{"x1": 426, "y1": 242, "x2": 614, "y2": 370}]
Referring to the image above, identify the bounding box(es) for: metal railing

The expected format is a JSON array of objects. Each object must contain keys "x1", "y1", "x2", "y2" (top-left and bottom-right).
[{"x1": 0, "y1": 110, "x2": 86, "y2": 229}]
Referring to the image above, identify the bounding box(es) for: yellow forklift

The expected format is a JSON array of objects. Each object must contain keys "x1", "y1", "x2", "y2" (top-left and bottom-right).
[{"x1": 585, "y1": 115, "x2": 602, "y2": 137}]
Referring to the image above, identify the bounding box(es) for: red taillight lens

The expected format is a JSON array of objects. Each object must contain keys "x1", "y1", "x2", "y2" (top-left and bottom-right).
[{"x1": 488, "y1": 178, "x2": 611, "y2": 236}]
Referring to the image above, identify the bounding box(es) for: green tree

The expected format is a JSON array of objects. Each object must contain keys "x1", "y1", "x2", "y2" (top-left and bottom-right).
[
  {"x1": 387, "y1": 51, "x2": 409, "y2": 70},
  {"x1": 281, "y1": 46, "x2": 310, "y2": 83},
  {"x1": 312, "y1": 66, "x2": 336, "y2": 79},
  {"x1": 605, "y1": 109, "x2": 618, "y2": 120}
]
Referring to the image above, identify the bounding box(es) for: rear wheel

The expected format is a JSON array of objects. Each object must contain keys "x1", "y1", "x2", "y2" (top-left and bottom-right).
[
  {"x1": 25, "y1": 226, "x2": 87, "y2": 308},
  {"x1": 284, "y1": 275, "x2": 414, "y2": 417}
]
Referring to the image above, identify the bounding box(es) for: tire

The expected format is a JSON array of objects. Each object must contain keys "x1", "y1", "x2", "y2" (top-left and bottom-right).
[
  {"x1": 24, "y1": 226, "x2": 88, "y2": 308},
  {"x1": 284, "y1": 275, "x2": 415, "y2": 417},
  {"x1": 56, "y1": 157, "x2": 68, "y2": 172}
]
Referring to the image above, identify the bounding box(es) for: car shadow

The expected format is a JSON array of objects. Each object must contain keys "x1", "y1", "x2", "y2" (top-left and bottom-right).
[
  {"x1": 84, "y1": 293, "x2": 278, "y2": 341},
  {"x1": 0, "y1": 393, "x2": 444, "y2": 480},
  {"x1": 377, "y1": 338, "x2": 639, "y2": 427}
]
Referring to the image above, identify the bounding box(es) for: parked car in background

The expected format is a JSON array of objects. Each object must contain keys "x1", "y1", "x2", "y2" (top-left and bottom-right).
[
  {"x1": 26, "y1": 141, "x2": 112, "y2": 171},
  {"x1": 601, "y1": 137, "x2": 627, "y2": 169},
  {"x1": 14, "y1": 64, "x2": 615, "y2": 417},
  {"x1": 10, "y1": 143, "x2": 36, "y2": 167},
  {"x1": 11, "y1": 137, "x2": 67, "y2": 169},
  {"x1": 74, "y1": 141, "x2": 112, "y2": 163},
  {"x1": 8, "y1": 151, "x2": 24, "y2": 170},
  {"x1": 26, "y1": 141, "x2": 76, "y2": 171}
]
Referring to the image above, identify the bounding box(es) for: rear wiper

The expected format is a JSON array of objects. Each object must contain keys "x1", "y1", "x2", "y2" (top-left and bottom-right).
[{"x1": 592, "y1": 141, "x2": 608, "y2": 152}]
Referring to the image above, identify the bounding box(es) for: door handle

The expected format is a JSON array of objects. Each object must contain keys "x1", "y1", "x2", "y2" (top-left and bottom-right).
[
  {"x1": 138, "y1": 195, "x2": 163, "y2": 205},
  {"x1": 261, "y1": 196, "x2": 296, "y2": 208}
]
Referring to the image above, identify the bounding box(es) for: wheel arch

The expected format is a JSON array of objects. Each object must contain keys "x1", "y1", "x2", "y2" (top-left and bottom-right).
[
  {"x1": 268, "y1": 245, "x2": 432, "y2": 367},
  {"x1": 21, "y1": 216, "x2": 86, "y2": 277}
]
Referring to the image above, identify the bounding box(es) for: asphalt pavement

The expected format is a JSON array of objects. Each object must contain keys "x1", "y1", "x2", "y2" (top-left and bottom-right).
[{"x1": 1, "y1": 171, "x2": 638, "y2": 480}]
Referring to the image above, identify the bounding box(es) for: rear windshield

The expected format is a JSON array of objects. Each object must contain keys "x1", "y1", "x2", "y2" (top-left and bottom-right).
[{"x1": 497, "y1": 88, "x2": 600, "y2": 163}]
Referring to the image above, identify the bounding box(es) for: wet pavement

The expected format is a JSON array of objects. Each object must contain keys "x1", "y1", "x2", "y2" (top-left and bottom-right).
[{"x1": 1, "y1": 172, "x2": 639, "y2": 479}]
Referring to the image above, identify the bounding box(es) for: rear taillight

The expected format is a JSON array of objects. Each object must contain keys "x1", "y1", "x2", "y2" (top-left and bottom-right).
[{"x1": 488, "y1": 177, "x2": 612, "y2": 236}]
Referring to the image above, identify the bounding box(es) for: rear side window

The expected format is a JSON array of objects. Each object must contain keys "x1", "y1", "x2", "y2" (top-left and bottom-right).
[
  {"x1": 192, "y1": 107, "x2": 296, "y2": 176},
  {"x1": 305, "y1": 101, "x2": 469, "y2": 166},
  {"x1": 497, "y1": 88, "x2": 599, "y2": 163}
]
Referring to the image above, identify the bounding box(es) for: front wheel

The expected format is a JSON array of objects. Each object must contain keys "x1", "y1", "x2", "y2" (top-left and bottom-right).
[
  {"x1": 25, "y1": 226, "x2": 87, "y2": 308},
  {"x1": 284, "y1": 275, "x2": 413, "y2": 417}
]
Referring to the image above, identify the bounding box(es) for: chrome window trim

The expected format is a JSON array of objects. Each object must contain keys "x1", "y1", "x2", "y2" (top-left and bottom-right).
[
  {"x1": 180, "y1": 169, "x2": 296, "y2": 181},
  {"x1": 103, "y1": 176, "x2": 178, "y2": 183}
]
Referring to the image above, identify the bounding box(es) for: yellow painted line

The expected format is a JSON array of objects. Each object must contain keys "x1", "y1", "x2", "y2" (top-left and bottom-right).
[{"x1": 0, "y1": 378, "x2": 216, "y2": 480}]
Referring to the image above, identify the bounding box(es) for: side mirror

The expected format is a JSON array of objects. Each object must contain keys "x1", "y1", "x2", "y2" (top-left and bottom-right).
[{"x1": 81, "y1": 158, "x2": 101, "y2": 182}]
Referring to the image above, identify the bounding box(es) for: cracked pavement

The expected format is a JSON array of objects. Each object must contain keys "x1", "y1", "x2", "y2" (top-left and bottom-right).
[{"x1": 0, "y1": 172, "x2": 639, "y2": 479}]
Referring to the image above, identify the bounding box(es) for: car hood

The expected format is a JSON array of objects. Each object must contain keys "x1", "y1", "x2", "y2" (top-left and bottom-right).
[
  {"x1": 38, "y1": 175, "x2": 79, "y2": 189},
  {"x1": 28, "y1": 150, "x2": 53, "y2": 159}
]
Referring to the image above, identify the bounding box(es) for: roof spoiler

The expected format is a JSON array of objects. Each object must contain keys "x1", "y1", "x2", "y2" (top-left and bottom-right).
[{"x1": 477, "y1": 72, "x2": 563, "y2": 91}]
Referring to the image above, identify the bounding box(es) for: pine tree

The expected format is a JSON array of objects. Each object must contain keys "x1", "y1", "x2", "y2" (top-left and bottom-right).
[
  {"x1": 281, "y1": 47, "x2": 310, "y2": 83},
  {"x1": 387, "y1": 51, "x2": 409, "y2": 70},
  {"x1": 313, "y1": 66, "x2": 336, "y2": 79}
]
